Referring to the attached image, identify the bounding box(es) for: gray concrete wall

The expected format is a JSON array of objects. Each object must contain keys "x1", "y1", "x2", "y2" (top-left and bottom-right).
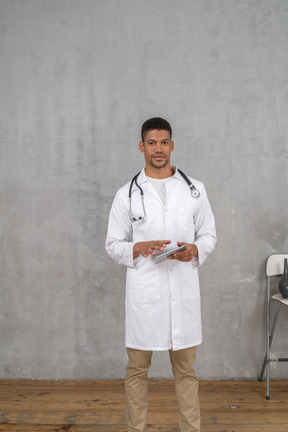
[{"x1": 0, "y1": 0, "x2": 287, "y2": 380}]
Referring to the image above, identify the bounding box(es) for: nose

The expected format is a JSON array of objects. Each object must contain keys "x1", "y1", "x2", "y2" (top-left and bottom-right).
[{"x1": 155, "y1": 142, "x2": 163, "y2": 152}]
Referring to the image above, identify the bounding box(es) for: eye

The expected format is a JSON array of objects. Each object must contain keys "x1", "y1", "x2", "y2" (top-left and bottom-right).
[{"x1": 163, "y1": 141, "x2": 169, "y2": 145}]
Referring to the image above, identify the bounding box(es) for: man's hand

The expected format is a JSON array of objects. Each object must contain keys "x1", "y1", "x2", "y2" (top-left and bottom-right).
[
  {"x1": 168, "y1": 242, "x2": 198, "y2": 262},
  {"x1": 133, "y1": 240, "x2": 171, "y2": 259}
]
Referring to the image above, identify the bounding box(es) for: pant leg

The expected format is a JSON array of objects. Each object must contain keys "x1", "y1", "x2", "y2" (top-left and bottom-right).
[
  {"x1": 169, "y1": 347, "x2": 200, "y2": 432},
  {"x1": 125, "y1": 348, "x2": 153, "y2": 432}
]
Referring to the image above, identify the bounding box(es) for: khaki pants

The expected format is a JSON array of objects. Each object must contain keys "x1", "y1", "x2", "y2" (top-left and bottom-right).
[{"x1": 125, "y1": 347, "x2": 200, "y2": 432}]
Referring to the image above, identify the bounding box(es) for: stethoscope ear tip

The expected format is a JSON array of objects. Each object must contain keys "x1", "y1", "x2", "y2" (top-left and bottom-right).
[{"x1": 132, "y1": 216, "x2": 143, "y2": 222}]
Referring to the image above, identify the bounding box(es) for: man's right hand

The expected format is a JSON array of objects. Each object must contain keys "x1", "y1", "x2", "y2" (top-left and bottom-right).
[{"x1": 133, "y1": 240, "x2": 171, "y2": 259}]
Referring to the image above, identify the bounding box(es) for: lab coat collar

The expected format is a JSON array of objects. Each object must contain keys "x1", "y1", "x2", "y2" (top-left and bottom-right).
[{"x1": 137, "y1": 166, "x2": 183, "y2": 185}]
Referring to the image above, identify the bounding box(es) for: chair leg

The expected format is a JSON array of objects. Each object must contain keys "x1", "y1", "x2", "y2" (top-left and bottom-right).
[
  {"x1": 266, "y1": 359, "x2": 270, "y2": 399},
  {"x1": 266, "y1": 300, "x2": 271, "y2": 399},
  {"x1": 259, "y1": 304, "x2": 282, "y2": 379},
  {"x1": 259, "y1": 303, "x2": 282, "y2": 399},
  {"x1": 259, "y1": 354, "x2": 267, "y2": 381}
]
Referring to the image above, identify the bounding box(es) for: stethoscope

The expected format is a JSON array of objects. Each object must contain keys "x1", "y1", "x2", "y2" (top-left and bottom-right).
[{"x1": 129, "y1": 168, "x2": 200, "y2": 222}]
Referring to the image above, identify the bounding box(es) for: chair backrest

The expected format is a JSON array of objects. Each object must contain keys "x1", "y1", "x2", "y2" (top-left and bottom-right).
[{"x1": 266, "y1": 254, "x2": 288, "y2": 277}]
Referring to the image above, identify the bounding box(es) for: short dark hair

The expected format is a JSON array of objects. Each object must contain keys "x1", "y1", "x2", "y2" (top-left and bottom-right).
[{"x1": 141, "y1": 117, "x2": 172, "y2": 141}]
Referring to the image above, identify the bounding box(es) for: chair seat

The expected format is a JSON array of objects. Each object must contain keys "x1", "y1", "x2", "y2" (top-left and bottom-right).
[{"x1": 272, "y1": 293, "x2": 288, "y2": 306}]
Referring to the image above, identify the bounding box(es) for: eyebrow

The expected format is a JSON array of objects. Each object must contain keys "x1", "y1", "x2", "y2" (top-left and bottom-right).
[{"x1": 147, "y1": 139, "x2": 170, "y2": 142}]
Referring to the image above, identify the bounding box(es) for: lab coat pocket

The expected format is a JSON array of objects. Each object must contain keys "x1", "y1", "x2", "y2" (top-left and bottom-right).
[
  {"x1": 127, "y1": 260, "x2": 160, "y2": 304},
  {"x1": 177, "y1": 207, "x2": 195, "y2": 243},
  {"x1": 181, "y1": 264, "x2": 200, "y2": 300},
  {"x1": 177, "y1": 206, "x2": 195, "y2": 232}
]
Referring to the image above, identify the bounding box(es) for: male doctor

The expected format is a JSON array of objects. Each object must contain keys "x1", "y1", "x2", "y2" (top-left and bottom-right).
[{"x1": 105, "y1": 117, "x2": 216, "y2": 432}]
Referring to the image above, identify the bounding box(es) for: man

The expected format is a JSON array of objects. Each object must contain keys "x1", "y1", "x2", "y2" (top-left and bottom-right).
[{"x1": 105, "y1": 117, "x2": 216, "y2": 432}]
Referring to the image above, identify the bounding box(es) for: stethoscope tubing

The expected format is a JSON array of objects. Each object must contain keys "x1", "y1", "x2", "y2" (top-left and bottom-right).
[
  {"x1": 129, "y1": 168, "x2": 200, "y2": 221},
  {"x1": 129, "y1": 172, "x2": 143, "y2": 198}
]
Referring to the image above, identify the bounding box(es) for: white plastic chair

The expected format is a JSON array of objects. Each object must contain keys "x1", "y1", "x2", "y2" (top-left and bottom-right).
[{"x1": 259, "y1": 253, "x2": 288, "y2": 399}]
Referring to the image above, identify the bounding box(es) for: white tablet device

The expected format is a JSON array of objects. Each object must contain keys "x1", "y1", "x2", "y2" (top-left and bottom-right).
[{"x1": 152, "y1": 244, "x2": 187, "y2": 264}]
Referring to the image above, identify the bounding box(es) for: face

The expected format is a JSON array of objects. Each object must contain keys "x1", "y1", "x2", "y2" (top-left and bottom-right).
[{"x1": 139, "y1": 129, "x2": 174, "y2": 170}]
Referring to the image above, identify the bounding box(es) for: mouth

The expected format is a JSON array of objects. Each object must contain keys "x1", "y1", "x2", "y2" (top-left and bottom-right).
[{"x1": 152, "y1": 154, "x2": 166, "y2": 160}]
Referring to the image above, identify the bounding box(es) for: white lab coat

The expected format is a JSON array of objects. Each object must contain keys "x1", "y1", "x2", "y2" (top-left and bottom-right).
[{"x1": 105, "y1": 167, "x2": 216, "y2": 351}]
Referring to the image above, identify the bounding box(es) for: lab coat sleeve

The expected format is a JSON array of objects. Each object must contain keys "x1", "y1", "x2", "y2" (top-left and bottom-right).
[
  {"x1": 193, "y1": 184, "x2": 217, "y2": 266},
  {"x1": 105, "y1": 189, "x2": 139, "y2": 268}
]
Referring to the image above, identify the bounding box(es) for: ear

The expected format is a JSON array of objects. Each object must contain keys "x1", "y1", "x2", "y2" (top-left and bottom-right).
[
  {"x1": 139, "y1": 141, "x2": 144, "y2": 153},
  {"x1": 171, "y1": 140, "x2": 174, "y2": 151}
]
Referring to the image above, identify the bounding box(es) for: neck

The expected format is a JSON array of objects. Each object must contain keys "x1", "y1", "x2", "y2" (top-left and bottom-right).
[{"x1": 145, "y1": 164, "x2": 174, "y2": 179}]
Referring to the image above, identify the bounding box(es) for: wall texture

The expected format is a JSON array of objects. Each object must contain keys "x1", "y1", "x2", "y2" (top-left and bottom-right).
[{"x1": 0, "y1": 0, "x2": 287, "y2": 380}]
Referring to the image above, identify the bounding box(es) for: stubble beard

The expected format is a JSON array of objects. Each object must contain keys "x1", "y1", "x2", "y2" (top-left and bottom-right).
[{"x1": 151, "y1": 156, "x2": 169, "y2": 169}]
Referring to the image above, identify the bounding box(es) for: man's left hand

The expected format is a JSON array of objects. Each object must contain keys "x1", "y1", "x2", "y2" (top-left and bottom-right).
[{"x1": 168, "y1": 242, "x2": 198, "y2": 262}]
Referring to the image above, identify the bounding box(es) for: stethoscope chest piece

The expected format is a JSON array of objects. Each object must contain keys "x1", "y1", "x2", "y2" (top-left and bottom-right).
[
  {"x1": 191, "y1": 187, "x2": 200, "y2": 198},
  {"x1": 177, "y1": 168, "x2": 201, "y2": 199}
]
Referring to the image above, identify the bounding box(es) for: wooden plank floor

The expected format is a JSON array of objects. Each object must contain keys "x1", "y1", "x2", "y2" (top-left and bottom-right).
[{"x1": 0, "y1": 380, "x2": 288, "y2": 431}]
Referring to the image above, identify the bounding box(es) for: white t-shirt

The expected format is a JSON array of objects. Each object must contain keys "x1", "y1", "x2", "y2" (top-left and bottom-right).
[{"x1": 147, "y1": 175, "x2": 174, "y2": 203}]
